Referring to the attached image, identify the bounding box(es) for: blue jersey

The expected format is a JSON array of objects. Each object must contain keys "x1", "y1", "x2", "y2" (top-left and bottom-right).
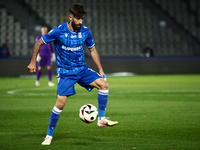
[{"x1": 41, "y1": 22, "x2": 95, "y2": 74}]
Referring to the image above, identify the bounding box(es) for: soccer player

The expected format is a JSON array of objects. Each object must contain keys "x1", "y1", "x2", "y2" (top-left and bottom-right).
[
  {"x1": 27, "y1": 3, "x2": 118, "y2": 145},
  {"x1": 35, "y1": 26, "x2": 55, "y2": 87}
]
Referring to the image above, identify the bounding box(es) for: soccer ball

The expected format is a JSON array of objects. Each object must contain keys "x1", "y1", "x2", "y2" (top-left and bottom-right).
[{"x1": 79, "y1": 104, "x2": 98, "y2": 123}]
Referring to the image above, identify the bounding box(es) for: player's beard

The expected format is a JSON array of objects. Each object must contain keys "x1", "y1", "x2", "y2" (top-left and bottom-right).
[{"x1": 72, "y1": 20, "x2": 82, "y2": 31}]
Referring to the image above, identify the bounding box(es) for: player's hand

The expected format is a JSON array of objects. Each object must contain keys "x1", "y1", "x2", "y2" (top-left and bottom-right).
[
  {"x1": 99, "y1": 68, "x2": 104, "y2": 77},
  {"x1": 103, "y1": 74, "x2": 107, "y2": 81},
  {"x1": 51, "y1": 53, "x2": 56, "y2": 62},
  {"x1": 99, "y1": 68, "x2": 106, "y2": 81},
  {"x1": 27, "y1": 63, "x2": 36, "y2": 73},
  {"x1": 36, "y1": 54, "x2": 41, "y2": 62}
]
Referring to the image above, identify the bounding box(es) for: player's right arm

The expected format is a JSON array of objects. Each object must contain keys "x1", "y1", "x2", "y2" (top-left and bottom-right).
[
  {"x1": 28, "y1": 26, "x2": 57, "y2": 72},
  {"x1": 27, "y1": 39, "x2": 44, "y2": 73}
]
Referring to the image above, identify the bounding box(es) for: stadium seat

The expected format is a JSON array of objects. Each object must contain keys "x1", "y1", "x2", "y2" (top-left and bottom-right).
[{"x1": 0, "y1": 0, "x2": 198, "y2": 57}]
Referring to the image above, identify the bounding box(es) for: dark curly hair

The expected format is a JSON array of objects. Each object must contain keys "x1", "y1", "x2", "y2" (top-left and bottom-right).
[{"x1": 69, "y1": 3, "x2": 87, "y2": 17}]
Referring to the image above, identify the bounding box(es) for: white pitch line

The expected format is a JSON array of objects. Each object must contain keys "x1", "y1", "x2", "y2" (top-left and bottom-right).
[
  {"x1": 6, "y1": 87, "x2": 200, "y2": 97},
  {"x1": 7, "y1": 89, "x2": 23, "y2": 94}
]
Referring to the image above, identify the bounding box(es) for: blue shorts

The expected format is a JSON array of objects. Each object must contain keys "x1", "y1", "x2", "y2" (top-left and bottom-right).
[{"x1": 57, "y1": 67, "x2": 102, "y2": 96}]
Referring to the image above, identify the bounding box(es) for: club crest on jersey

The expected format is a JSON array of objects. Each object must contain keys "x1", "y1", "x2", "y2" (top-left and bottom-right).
[
  {"x1": 78, "y1": 32, "x2": 82, "y2": 38},
  {"x1": 65, "y1": 33, "x2": 68, "y2": 37}
]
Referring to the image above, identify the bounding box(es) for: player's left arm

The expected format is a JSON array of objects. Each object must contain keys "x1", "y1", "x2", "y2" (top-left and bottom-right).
[{"x1": 89, "y1": 46, "x2": 104, "y2": 77}]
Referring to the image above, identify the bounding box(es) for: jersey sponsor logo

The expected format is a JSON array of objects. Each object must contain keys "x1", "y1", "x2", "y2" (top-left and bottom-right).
[{"x1": 61, "y1": 45, "x2": 83, "y2": 51}]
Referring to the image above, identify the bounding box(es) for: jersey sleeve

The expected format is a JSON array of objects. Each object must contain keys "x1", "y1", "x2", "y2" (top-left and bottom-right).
[
  {"x1": 41, "y1": 28, "x2": 58, "y2": 45},
  {"x1": 85, "y1": 29, "x2": 95, "y2": 48}
]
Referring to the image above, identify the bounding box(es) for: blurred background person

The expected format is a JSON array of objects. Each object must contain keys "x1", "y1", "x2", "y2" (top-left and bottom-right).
[
  {"x1": 143, "y1": 43, "x2": 154, "y2": 58},
  {"x1": 0, "y1": 43, "x2": 11, "y2": 58},
  {"x1": 35, "y1": 26, "x2": 55, "y2": 86}
]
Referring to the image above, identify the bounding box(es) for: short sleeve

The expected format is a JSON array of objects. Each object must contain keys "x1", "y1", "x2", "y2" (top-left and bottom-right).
[
  {"x1": 85, "y1": 29, "x2": 95, "y2": 48},
  {"x1": 41, "y1": 28, "x2": 57, "y2": 45}
]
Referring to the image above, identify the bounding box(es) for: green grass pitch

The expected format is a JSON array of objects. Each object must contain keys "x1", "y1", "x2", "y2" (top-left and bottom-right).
[{"x1": 0, "y1": 74, "x2": 200, "y2": 150}]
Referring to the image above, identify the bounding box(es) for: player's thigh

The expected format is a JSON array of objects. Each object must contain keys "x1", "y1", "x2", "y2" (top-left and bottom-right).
[
  {"x1": 37, "y1": 56, "x2": 47, "y2": 67},
  {"x1": 57, "y1": 75, "x2": 77, "y2": 96},
  {"x1": 47, "y1": 56, "x2": 52, "y2": 66},
  {"x1": 78, "y1": 68, "x2": 101, "y2": 88},
  {"x1": 89, "y1": 78, "x2": 108, "y2": 90}
]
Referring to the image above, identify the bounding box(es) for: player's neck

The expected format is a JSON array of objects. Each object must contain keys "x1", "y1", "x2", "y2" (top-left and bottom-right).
[{"x1": 68, "y1": 22, "x2": 75, "y2": 32}]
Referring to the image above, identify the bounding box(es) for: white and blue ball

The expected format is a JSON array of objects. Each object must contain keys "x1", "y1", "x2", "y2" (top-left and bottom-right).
[{"x1": 79, "y1": 104, "x2": 98, "y2": 123}]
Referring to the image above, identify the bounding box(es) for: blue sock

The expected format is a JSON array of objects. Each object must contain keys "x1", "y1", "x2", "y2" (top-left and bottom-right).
[
  {"x1": 98, "y1": 90, "x2": 108, "y2": 118},
  {"x1": 47, "y1": 106, "x2": 62, "y2": 137}
]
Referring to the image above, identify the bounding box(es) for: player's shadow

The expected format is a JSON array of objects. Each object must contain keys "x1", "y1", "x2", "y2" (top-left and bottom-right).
[
  {"x1": 19, "y1": 133, "x2": 106, "y2": 146},
  {"x1": 55, "y1": 133, "x2": 105, "y2": 145}
]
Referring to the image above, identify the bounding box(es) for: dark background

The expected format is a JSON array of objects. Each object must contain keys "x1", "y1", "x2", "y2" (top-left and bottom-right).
[{"x1": 0, "y1": 0, "x2": 200, "y2": 76}]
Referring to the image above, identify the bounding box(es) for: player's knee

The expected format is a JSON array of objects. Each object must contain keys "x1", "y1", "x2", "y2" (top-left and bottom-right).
[
  {"x1": 55, "y1": 96, "x2": 67, "y2": 110},
  {"x1": 38, "y1": 66, "x2": 42, "y2": 70},
  {"x1": 47, "y1": 66, "x2": 51, "y2": 70},
  {"x1": 56, "y1": 101, "x2": 65, "y2": 110},
  {"x1": 100, "y1": 81, "x2": 109, "y2": 90}
]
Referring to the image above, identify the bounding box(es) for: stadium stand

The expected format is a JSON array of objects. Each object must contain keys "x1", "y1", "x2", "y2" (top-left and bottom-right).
[
  {"x1": 0, "y1": 7, "x2": 28, "y2": 56},
  {"x1": 0, "y1": 0, "x2": 199, "y2": 57},
  {"x1": 153, "y1": 0, "x2": 200, "y2": 38}
]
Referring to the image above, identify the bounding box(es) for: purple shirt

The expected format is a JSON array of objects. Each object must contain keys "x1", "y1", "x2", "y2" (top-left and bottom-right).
[{"x1": 36, "y1": 34, "x2": 54, "y2": 57}]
